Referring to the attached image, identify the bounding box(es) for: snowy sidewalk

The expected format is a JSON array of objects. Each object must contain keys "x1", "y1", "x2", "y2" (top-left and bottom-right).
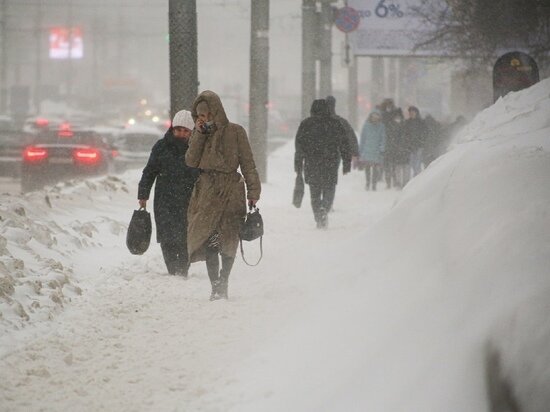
[{"x1": 0, "y1": 141, "x2": 399, "y2": 411}]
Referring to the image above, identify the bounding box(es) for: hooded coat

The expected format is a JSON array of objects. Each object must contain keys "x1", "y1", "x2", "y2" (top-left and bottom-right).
[
  {"x1": 294, "y1": 99, "x2": 351, "y2": 186},
  {"x1": 359, "y1": 111, "x2": 386, "y2": 164},
  {"x1": 185, "y1": 91, "x2": 261, "y2": 262},
  {"x1": 138, "y1": 128, "x2": 199, "y2": 244}
]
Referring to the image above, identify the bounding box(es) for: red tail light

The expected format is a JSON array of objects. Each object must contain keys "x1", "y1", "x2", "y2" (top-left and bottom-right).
[
  {"x1": 35, "y1": 117, "x2": 49, "y2": 127},
  {"x1": 73, "y1": 148, "x2": 101, "y2": 165},
  {"x1": 58, "y1": 122, "x2": 73, "y2": 138},
  {"x1": 111, "y1": 149, "x2": 119, "y2": 158},
  {"x1": 23, "y1": 146, "x2": 48, "y2": 163}
]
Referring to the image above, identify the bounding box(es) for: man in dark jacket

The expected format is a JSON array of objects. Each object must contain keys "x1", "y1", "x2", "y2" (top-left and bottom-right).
[
  {"x1": 326, "y1": 95, "x2": 359, "y2": 159},
  {"x1": 138, "y1": 110, "x2": 199, "y2": 277},
  {"x1": 295, "y1": 99, "x2": 351, "y2": 229},
  {"x1": 326, "y1": 95, "x2": 359, "y2": 210}
]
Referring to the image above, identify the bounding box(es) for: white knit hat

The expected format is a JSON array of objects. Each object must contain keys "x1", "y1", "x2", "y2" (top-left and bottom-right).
[{"x1": 172, "y1": 110, "x2": 194, "y2": 130}]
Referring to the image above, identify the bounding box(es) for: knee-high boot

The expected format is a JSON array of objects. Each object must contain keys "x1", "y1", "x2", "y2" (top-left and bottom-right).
[
  {"x1": 218, "y1": 254, "x2": 235, "y2": 299},
  {"x1": 205, "y1": 247, "x2": 220, "y2": 300}
]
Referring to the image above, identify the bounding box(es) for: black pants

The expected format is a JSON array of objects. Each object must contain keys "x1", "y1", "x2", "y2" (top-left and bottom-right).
[
  {"x1": 205, "y1": 246, "x2": 235, "y2": 284},
  {"x1": 160, "y1": 241, "x2": 188, "y2": 275},
  {"x1": 309, "y1": 182, "x2": 336, "y2": 222}
]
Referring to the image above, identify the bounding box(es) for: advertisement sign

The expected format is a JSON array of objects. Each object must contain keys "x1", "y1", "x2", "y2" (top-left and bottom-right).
[
  {"x1": 347, "y1": 0, "x2": 442, "y2": 57},
  {"x1": 49, "y1": 27, "x2": 83, "y2": 59}
]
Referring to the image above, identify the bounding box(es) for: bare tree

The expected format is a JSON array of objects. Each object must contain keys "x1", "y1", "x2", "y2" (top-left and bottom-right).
[{"x1": 412, "y1": 0, "x2": 550, "y2": 66}]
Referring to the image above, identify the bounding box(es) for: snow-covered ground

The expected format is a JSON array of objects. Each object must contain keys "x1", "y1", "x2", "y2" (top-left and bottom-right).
[{"x1": 1, "y1": 78, "x2": 549, "y2": 411}]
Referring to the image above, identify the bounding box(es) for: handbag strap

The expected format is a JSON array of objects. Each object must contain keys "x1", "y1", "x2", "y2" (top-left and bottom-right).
[{"x1": 239, "y1": 236, "x2": 263, "y2": 266}]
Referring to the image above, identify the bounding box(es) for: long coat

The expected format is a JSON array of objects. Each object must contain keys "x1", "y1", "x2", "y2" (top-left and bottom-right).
[
  {"x1": 138, "y1": 128, "x2": 199, "y2": 244},
  {"x1": 359, "y1": 112, "x2": 386, "y2": 164},
  {"x1": 185, "y1": 90, "x2": 261, "y2": 262},
  {"x1": 294, "y1": 99, "x2": 351, "y2": 186}
]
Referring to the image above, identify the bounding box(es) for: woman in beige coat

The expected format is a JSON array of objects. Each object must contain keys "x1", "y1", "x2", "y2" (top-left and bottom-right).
[{"x1": 185, "y1": 90, "x2": 261, "y2": 300}]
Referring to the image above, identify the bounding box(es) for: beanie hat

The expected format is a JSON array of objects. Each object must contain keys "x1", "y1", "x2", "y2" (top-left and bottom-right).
[{"x1": 172, "y1": 110, "x2": 194, "y2": 130}]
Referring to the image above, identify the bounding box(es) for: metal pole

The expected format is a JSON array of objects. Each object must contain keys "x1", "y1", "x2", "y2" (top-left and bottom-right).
[
  {"x1": 92, "y1": 2, "x2": 99, "y2": 106},
  {"x1": 371, "y1": 56, "x2": 384, "y2": 107},
  {"x1": 34, "y1": 0, "x2": 43, "y2": 114},
  {"x1": 319, "y1": 0, "x2": 333, "y2": 97},
  {"x1": 169, "y1": 0, "x2": 198, "y2": 118},
  {"x1": 301, "y1": 0, "x2": 316, "y2": 119},
  {"x1": 348, "y1": 55, "x2": 358, "y2": 130},
  {"x1": 0, "y1": 0, "x2": 7, "y2": 112},
  {"x1": 249, "y1": 0, "x2": 269, "y2": 182},
  {"x1": 66, "y1": 0, "x2": 73, "y2": 103}
]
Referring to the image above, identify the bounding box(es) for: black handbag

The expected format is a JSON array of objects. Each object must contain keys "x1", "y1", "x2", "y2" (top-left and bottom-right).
[
  {"x1": 293, "y1": 173, "x2": 304, "y2": 208},
  {"x1": 126, "y1": 207, "x2": 152, "y2": 255},
  {"x1": 239, "y1": 205, "x2": 263, "y2": 266}
]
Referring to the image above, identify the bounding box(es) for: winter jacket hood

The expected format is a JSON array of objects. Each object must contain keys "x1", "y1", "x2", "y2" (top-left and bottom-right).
[
  {"x1": 310, "y1": 99, "x2": 330, "y2": 117},
  {"x1": 326, "y1": 95, "x2": 336, "y2": 116},
  {"x1": 191, "y1": 90, "x2": 229, "y2": 129}
]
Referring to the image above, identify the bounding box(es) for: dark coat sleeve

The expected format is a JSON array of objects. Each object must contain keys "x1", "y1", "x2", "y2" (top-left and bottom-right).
[
  {"x1": 336, "y1": 121, "x2": 352, "y2": 174},
  {"x1": 341, "y1": 117, "x2": 359, "y2": 157},
  {"x1": 137, "y1": 142, "x2": 161, "y2": 200},
  {"x1": 294, "y1": 121, "x2": 306, "y2": 175}
]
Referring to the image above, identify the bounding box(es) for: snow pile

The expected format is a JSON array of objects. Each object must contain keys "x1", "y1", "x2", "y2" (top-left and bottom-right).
[
  {"x1": 225, "y1": 79, "x2": 550, "y2": 411},
  {"x1": 0, "y1": 175, "x2": 130, "y2": 333}
]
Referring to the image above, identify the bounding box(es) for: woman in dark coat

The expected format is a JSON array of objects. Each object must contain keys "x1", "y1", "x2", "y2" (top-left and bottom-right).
[
  {"x1": 138, "y1": 110, "x2": 199, "y2": 277},
  {"x1": 294, "y1": 99, "x2": 351, "y2": 229}
]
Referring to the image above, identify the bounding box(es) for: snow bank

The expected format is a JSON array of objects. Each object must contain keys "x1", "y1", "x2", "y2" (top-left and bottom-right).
[
  {"x1": 226, "y1": 79, "x2": 550, "y2": 411},
  {"x1": 0, "y1": 176, "x2": 130, "y2": 334}
]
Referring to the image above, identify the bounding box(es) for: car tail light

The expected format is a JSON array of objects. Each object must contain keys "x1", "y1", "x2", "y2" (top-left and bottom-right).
[
  {"x1": 111, "y1": 149, "x2": 119, "y2": 158},
  {"x1": 23, "y1": 146, "x2": 48, "y2": 163},
  {"x1": 58, "y1": 122, "x2": 73, "y2": 138},
  {"x1": 35, "y1": 118, "x2": 49, "y2": 127},
  {"x1": 73, "y1": 148, "x2": 101, "y2": 165}
]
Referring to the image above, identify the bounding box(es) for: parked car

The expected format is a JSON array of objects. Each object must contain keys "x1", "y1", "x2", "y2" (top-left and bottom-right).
[
  {"x1": 20, "y1": 124, "x2": 117, "y2": 192},
  {"x1": 113, "y1": 124, "x2": 161, "y2": 172}
]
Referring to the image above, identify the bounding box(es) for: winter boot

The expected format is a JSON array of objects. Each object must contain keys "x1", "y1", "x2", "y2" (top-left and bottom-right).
[
  {"x1": 218, "y1": 255, "x2": 235, "y2": 300},
  {"x1": 317, "y1": 207, "x2": 328, "y2": 229},
  {"x1": 205, "y1": 247, "x2": 220, "y2": 300},
  {"x1": 210, "y1": 280, "x2": 222, "y2": 301}
]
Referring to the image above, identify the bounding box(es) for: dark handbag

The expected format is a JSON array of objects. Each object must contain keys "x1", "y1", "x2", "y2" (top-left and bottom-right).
[
  {"x1": 126, "y1": 207, "x2": 152, "y2": 255},
  {"x1": 293, "y1": 173, "x2": 304, "y2": 208},
  {"x1": 239, "y1": 205, "x2": 263, "y2": 266}
]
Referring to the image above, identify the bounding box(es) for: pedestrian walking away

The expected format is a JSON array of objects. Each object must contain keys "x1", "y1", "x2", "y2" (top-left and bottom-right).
[
  {"x1": 359, "y1": 110, "x2": 386, "y2": 191},
  {"x1": 137, "y1": 110, "x2": 199, "y2": 277},
  {"x1": 185, "y1": 90, "x2": 261, "y2": 301},
  {"x1": 294, "y1": 99, "x2": 351, "y2": 229}
]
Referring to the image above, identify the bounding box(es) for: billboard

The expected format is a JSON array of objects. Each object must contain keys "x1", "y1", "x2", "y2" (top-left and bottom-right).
[
  {"x1": 347, "y1": 0, "x2": 442, "y2": 57},
  {"x1": 49, "y1": 27, "x2": 83, "y2": 59}
]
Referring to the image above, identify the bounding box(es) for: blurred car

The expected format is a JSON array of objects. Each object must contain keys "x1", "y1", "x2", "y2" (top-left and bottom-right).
[
  {"x1": 20, "y1": 123, "x2": 117, "y2": 192},
  {"x1": 113, "y1": 124, "x2": 161, "y2": 172},
  {"x1": 0, "y1": 116, "x2": 33, "y2": 178}
]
